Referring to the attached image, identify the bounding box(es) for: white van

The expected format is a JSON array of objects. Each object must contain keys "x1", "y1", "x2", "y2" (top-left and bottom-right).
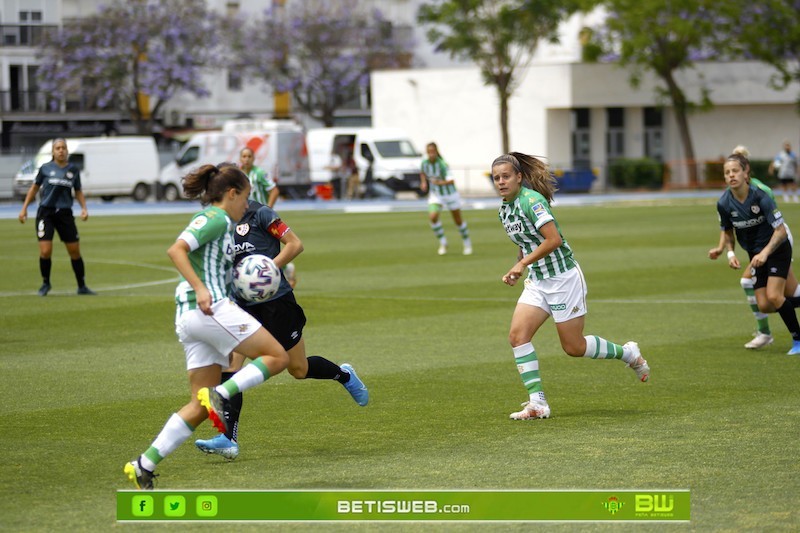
[
  {"x1": 158, "y1": 120, "x2": 310, "y2": 201},
  {"x1": 13, "y1": 136, "x2": 160, "y2": 202},
  {"x1": 306, "y1": 127, "x2": 423, "y2": 197}
]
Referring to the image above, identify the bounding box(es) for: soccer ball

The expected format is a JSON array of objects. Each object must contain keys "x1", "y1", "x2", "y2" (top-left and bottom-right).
[{"x1": 232, "y1": 254, "x2": 281, "y2": 303}]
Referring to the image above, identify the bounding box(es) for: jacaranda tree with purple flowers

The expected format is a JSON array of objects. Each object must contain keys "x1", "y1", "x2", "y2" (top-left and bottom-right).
[
  {"x1": 36, "y1": 0, "x2": 223, "y2": 134},
  {"x1": 731, "y1": 0, "x2": 800, "y2": 109},
  {"x1": 592, "y1": 0, "x2": 728, "y2": 185},
  {"x1": 237, "y1": 0, "x2": 412, "y2": 126}
]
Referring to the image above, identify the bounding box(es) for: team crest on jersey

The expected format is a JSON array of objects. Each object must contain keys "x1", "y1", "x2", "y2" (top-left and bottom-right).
[
  {"x1": 751, "y1": 205, "x2": 760, "y2": 214},
  {"x1": 66, "y1": 172, "x2": 73, "y2": 179},
  {"x1": 236, "y1": 223, "x2": 250, "y2": 236},
  {"x1": 190, "y1": 215, "x2": 208, "y2": 229},
  {"x1": 532, "y1": 202, "x2": 547, "y2": 218}
]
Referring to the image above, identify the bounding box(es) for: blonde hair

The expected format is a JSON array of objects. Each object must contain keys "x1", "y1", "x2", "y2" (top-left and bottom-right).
[{"x1": 732, "y1": 145, "x2": 750, "y2": 158}]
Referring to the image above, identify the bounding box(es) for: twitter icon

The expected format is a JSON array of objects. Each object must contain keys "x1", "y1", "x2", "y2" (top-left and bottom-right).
[{"x1": 164, "y1": 495, "x2": 185, "y2": 517}]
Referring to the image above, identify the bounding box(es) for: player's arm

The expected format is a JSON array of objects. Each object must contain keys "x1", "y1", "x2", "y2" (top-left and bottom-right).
[
  {"x1": 751, "y1": 223, "x2": 788, "y2": 268},
  {"x1": 167, "y1": 239, "x2": 213, "y2": 315},
  {"x1": 266, "y1": 218, "x2": 303, "y2": 268},
  {"x1": 419, "y1": 170, "x2": 428, "y2": 192},
  {"x1": 75, "y1": 189, "x2": 89, "y2": 221},
  {"x1": 503, "y1": 221, "x2": 562, "y2": 286},
  {"x1": 18, "y1": 183, "x2": 41, "y2": 223},
  {"x1": 267, "y1": 184, "x2": 280, "y2": 208}
]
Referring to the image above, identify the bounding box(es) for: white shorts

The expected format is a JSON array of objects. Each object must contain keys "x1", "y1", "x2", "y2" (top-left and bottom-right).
[
  {"x1": 428, "y1": 191, "x2": 462, "y2": 211},
  {"x1": 518, "y1": 265, "x2": 588, "y2": 323},
  {"x1": 175, "y1": 298, "x2": 262, "y2": 370}
]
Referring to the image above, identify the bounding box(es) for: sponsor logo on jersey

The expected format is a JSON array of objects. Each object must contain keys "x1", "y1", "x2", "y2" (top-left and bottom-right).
[
  {"x1": 234, "y1": 242, "x2": 257, "y2": 256},
  {"x1": 236, "y1": 223, "x2": 250, "y2": 236},
  {"x1": 532, "y1": 202, "x2": 547, "y2": 218},
  {"x1": 191, "y1": 215, "x2": 208, "y2": 229},
  {"x1": 504, "y1": 221, "x2": 523, "y2": 234},
  {"x1": 571, "y1": 306, "x2": 581, "y2": 314},
  {"x1": 732, "y1": 216, "x2": 765, "y2": 229},
  {"x1": 550, "y1": 303, "x2": 566, "y2": 311}
]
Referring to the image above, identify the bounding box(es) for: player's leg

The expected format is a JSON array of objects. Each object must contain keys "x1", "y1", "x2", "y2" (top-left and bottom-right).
[
  {"x1": 286, "y1": 339, "x2": 369, "y2": 406},
  {"x1": 35, "y1": 209, "x2": 55, "y2": 295},
  {"x1": 766, "y1": 275, "x2": 800, "y2": 354},
  {"x1": 507, "y1": 301, "x2": 552, "y2": 420},
  {"x1": 741, "y1": 268, "x2": 772, "y2": 349},
  {"x1": 428, "y1": 202, "x2": 447, "y2": 254},
  {"x1": 195, "y1": 352, "x2": 245, "y2": 459},
  {"x1": 57, "y1": 210, "x2": 94, "y2": 295},
  {"x1": 450, "y1": 204, "x2": 472, "y2": 255},
  {"x1": 125, "y1": 364, "x2": 222, "y2": 489}
]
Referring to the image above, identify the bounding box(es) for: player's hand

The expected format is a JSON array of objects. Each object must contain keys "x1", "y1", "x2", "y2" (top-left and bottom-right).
[
  {"x1": 503, "y1": 264, "x2": 525, "y2": 286},
  {"x1": 80, "y1": 209, "x2": 88, "y2": 221},
  {"x1": 728, "y1": 255, "x2": 741, "y2": 270},
  {"x1": 18, "y1": 210, "x2": 27, "y2": 223},
  {"x1": 196, "y1": 287, "x2": 213, "y2": 315},
  {"x1": 708, "y1": 247, "x2": 722, "y2": 260},
  {"x1": 750, "y1": 253, "x2": 767, "y2": 269}
]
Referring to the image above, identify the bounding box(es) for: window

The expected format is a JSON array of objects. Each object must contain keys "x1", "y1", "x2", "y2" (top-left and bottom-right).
[
  {"x1": 178, "y1": 146, "x2": 199, "y2": 166},
  {"x1": 374, "y1": 140, "x2": 420, "y2": 158},
  {"x1": 571, "y1": 108, "x2": 591, "y2": 169},
  {"x1": 227, "y1": 70, "x2": 242, "y2": 92},
  {"x1": 606, "y1": 107, "x2": 625, "y2": 161},
  {"x1": 644, "y1": 107, "x2": 664, "y2": 161}
]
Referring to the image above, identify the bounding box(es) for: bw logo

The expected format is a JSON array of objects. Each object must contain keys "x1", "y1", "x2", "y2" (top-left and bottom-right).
[{"x1": 635, "y1": 494, "x2": 674, "y2": 512}]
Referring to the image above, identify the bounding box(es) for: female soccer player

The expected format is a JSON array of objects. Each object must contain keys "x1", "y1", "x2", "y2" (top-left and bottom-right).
[
  {"x1": 492, "y1": 152, "x2": 649, "y2": 421},
  {"x1": 420, "y1": 142, "x2": 472, "y2": 255},
  {"x1": 18, "y1": 138, "x2": 95, "y2": 295},
  {"x1": 714, "y1": 152, "x2": 800, "y2": 355},
  {"x1": 240, "y1": 146, "x2": 280, "y2": 207},
  {"x1": 708, "y1": 146, "x2": 800, "y2": 349},
  {"x1": 194, "y1": 199, "x2": 368, "y2": 459},
  {"x1": 124, "y1": 164, "x2": 289, "y2": 489}
]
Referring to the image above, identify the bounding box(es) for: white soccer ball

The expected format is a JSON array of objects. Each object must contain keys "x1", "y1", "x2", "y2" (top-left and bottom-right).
[{"x1": 232, "y1": 254, "x2": 281, "y2": 303}]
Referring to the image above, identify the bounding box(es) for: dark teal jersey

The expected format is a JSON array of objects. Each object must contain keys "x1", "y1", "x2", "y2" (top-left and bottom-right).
[
  {"x1": 717, "y1": 185, "x2": 784, "y2": 254},
  {"x1": 35, "y1": 160, "x2": 82, "y2": 209},
  {"x1": 232, "y1": 200, "x2": 293, "y2": 305}
]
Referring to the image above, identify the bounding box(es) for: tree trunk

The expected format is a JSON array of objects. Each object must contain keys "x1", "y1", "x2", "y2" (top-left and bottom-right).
[
  {"x1": 663, "y1": 70, "x2": 697, "y2": 186},
  {"x1": 499, "y1": 89, "x2": 510, "y2": 154}
]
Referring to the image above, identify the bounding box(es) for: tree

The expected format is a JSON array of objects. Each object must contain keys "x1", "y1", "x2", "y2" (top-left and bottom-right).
[
  {"x1": 418, "y1": 0, "x2": 581, "y2": 153},
  {"x1": 238, "y1": 0, "x2": 412, "y2": 127},
  {"x1": 731, "y1": 1, "x2": 800, "y2": 109},
  {"x1": 592, "y1": 0, "x2": 722, "y2": 185},
  {"x1": 36, "y1": 0, "x2": 223, "y2": 134}
]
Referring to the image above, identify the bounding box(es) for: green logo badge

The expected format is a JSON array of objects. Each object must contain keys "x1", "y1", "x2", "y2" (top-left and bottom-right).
[
  {"x1": 196, "y1": 495, "x2": 218, "y2": 517},
  {"x1": 132, "y1": 495, "x2": 154, "y2": 517},
  {"x1": 164, "y1": 495, "x2": 186, "y2": 517},
  {"x1": 603, "y1": 496, "x2": 624, "y2": 515}
]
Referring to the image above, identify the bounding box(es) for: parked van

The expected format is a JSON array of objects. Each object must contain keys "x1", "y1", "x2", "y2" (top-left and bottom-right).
[
  {"x1": 306, "y1": 127, "x2": 423, "y2": 197},
  {"x1": 13, "y1": 136, "x2": 159, "y2": 202},
  {"x1": 158, "y1": 120, "x2": 310, "y2": 201}
]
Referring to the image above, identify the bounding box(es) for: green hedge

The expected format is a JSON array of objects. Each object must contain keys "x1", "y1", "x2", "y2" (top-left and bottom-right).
[{"x1": 608, "y1": 158, "x2": 664, "y2": 189}]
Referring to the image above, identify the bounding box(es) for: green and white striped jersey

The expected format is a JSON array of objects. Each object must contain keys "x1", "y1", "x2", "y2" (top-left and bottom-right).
[
  {"x1": 498, "y1": 188, "x2": 576, "y2": 280},
  {"x1": 174, "y1": 205, "x2": 234, "y2": 315},
  {"x1": 248, "y1": 166, "x2": 277, "y2": 205},
  {"x1": 421, "y1": 157, "x2": 456, "y2": 196}
]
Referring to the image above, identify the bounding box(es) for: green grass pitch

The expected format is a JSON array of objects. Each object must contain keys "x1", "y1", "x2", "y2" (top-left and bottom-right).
[{"x1": 1, "y1": 199, "x2": 799, "y2": 531}]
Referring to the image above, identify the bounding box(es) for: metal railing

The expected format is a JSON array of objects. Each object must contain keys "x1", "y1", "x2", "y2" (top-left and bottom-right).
[{"x1": 0, "y1": 24, "x2": 57, "y2": 47}]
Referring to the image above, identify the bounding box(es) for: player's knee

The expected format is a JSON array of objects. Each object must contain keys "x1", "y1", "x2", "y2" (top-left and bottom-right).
[
  {"x1": 508, "y1": 331, "x2": 528, "y2": 347},
  {"x1": 561, "y1": 341, "x2": 585, "y2": 357}
]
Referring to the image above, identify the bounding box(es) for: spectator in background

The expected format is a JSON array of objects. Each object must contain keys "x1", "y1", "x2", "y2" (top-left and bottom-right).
[
  {"x1": 769, "y1": 140, "x2": 799, "y2": 203},
  {"x1": 240, "y1": 146, "x2": 280, "y2": 207}
]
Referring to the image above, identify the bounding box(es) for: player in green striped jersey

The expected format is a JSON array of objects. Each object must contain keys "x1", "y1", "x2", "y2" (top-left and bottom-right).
[
  {"x1": 492, "y1": 152, "x2": 650, "y2": 421},
  {"x1": 709, "y1": 145, "x2": 800, "y2": 349},
  {"x1": 240, "y1": 147, "x2": 280, "y2": 207},
  {"x1": 420, "y1": 142, "x2": 472, "y2": 255},
  {"x1": 125, "y1": 164, "x2": 290, "y2": 489}
]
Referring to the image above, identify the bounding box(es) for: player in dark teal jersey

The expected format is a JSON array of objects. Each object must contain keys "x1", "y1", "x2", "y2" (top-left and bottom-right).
[
  {"x1": 125, "y1": 165, "x2": 291, "y2": 490},
  {"x1": 709, "y1": 146, "x2": 800, "y2": 349},
  {"x1": 194, "y1": 199, "x2": 368, "y2": 459},
  {"x1": 492, "y1": 152, "x2": 649, "y2": 421},
  {"x1": 17, "y1": 138, "x2": 95, "y2": 295},
  {"x1": 714, "y1": 152, "x2": 800, "y2": 355}
]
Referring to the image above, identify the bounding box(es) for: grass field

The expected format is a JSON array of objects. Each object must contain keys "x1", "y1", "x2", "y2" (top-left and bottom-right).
[{"x1": 1, "y1": 198, "x2": 799, "y2": 531}]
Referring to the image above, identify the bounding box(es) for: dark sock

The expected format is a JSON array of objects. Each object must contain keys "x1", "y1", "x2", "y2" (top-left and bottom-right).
[
  {"x1": 306, "y1": 355, "x2": 348, "y2": 383},
  {"x1": 785, "y1": 295, "x2": 800, "y2": 308},
  {"x1": 221, "y1": 371, "x2": 243, "y2": 442},
  {"x1": 776, "y1": 300, "x2": 800, "y2": 341},
  {"x1": 71, "y1": 258, "x2": 85, "y2": 288},
  {"x1": 40, "y1": 257, "x2": 51, "y2": 283}
]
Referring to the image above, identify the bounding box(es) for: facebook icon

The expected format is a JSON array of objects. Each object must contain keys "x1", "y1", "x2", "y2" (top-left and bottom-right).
[{"x1": 131, "y1": 495, "x2": 154, "y2": 517}]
